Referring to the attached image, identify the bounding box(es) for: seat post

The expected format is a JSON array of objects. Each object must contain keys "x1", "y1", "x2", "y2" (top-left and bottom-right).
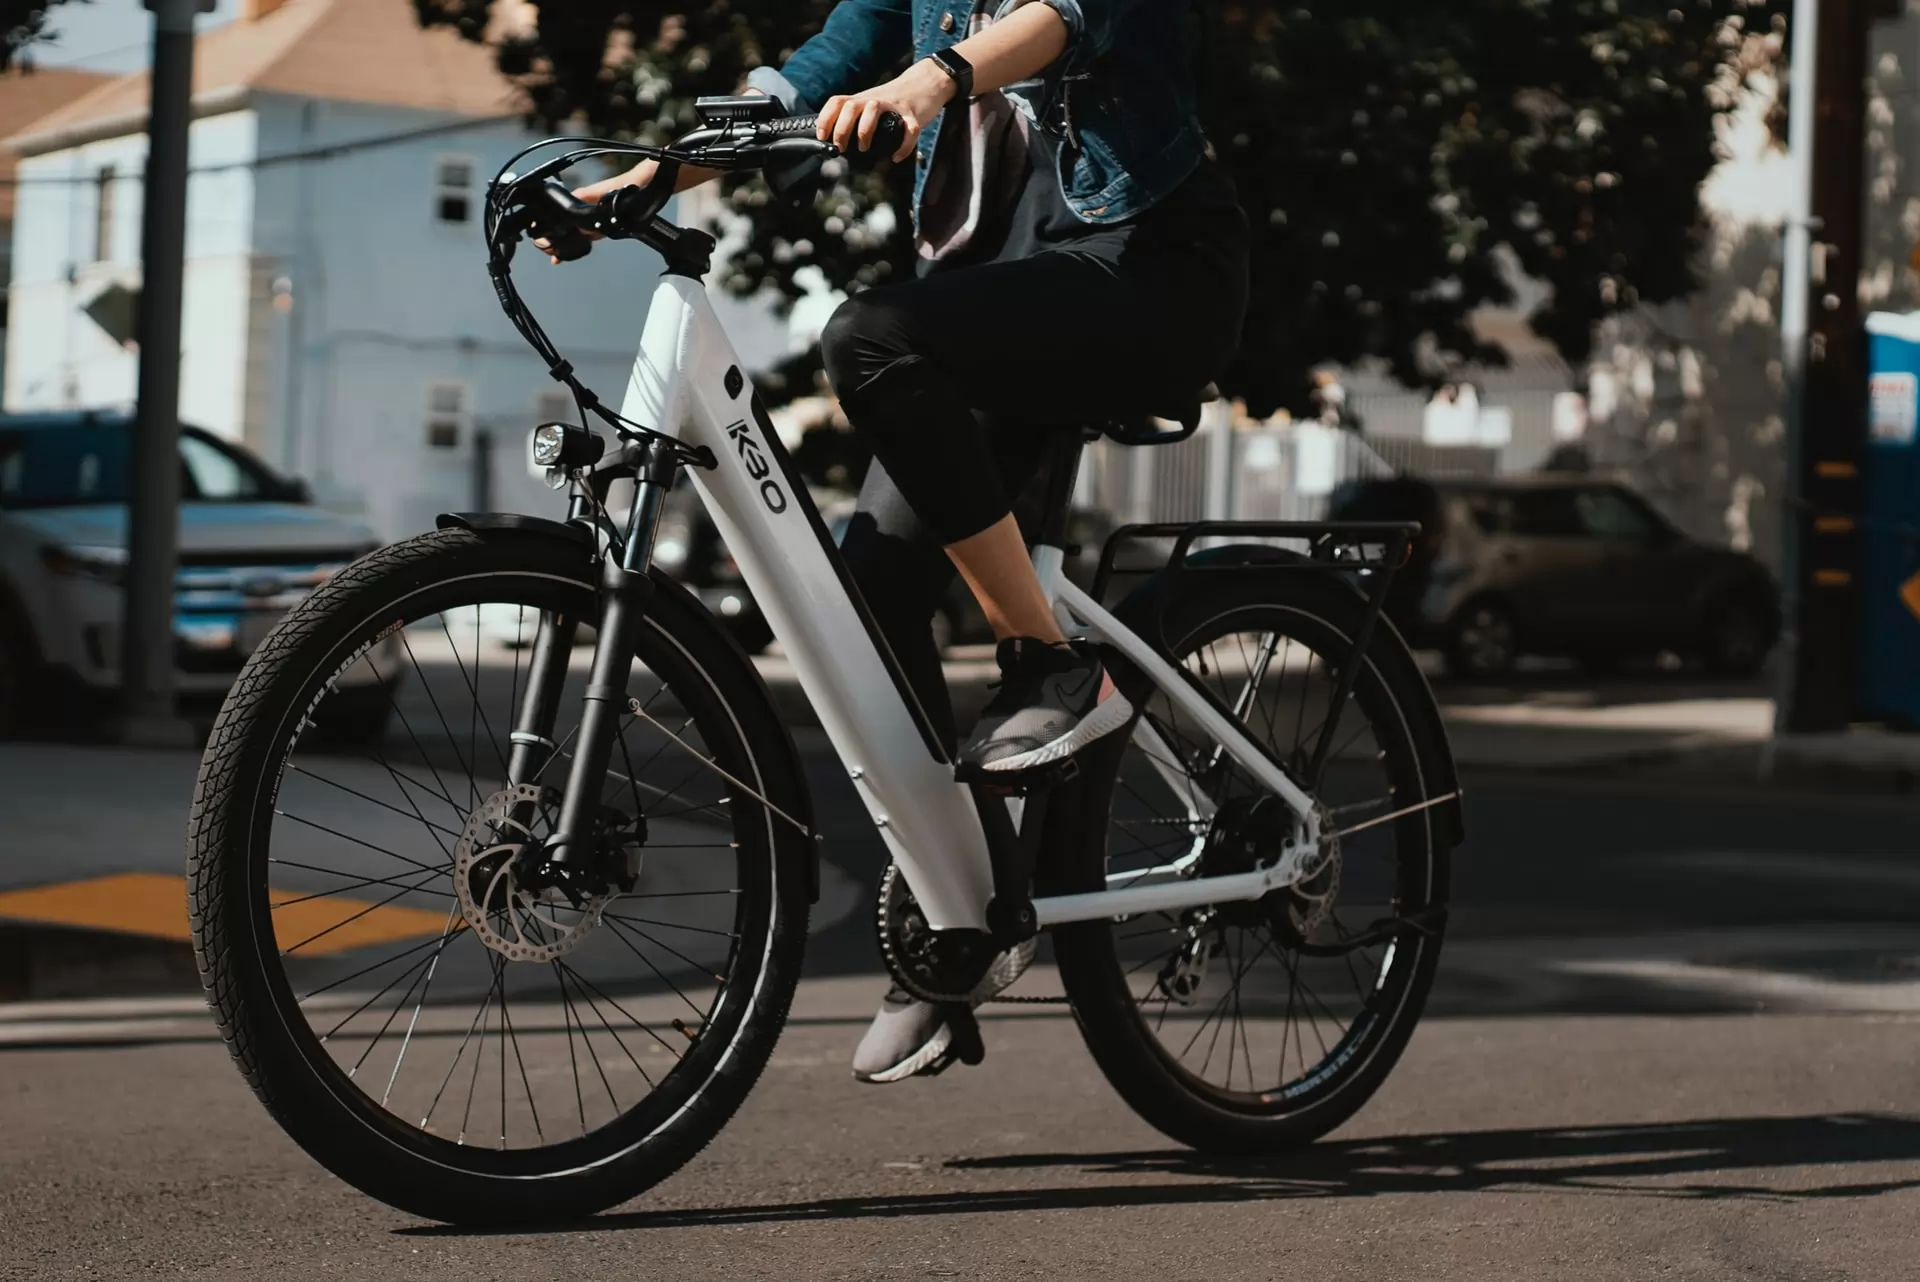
[{"x1": 1034, "y1": 428, "x2": 1092, "y2": 549}]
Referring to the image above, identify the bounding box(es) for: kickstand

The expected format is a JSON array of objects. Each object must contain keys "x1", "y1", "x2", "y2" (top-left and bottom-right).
[{"x1": 941, "y1": 1003, "x2": 986, "y2": 1066}]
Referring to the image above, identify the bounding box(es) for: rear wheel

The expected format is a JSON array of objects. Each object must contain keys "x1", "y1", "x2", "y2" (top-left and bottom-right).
[
  {"x1": 1055, "y1": 573, "x2": 1450, "y2": 1153},
  {"x1": 188, "y1": 527, "x2": 811, "y2": 1224}
]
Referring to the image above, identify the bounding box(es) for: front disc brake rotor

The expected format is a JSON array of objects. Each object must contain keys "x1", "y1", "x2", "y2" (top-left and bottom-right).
[{"x1": 454, "y1": 783, "x2": 610, "y2": 963}]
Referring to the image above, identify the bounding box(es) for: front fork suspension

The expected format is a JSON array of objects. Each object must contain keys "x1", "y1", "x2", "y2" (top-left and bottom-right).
[{"x1": 508, "y1": 442, "x2": 678, "y2": 874}]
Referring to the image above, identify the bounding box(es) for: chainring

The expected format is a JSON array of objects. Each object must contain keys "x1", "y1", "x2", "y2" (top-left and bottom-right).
[{"x1": 875, "y1": 863, "x2": 1033, "y2": 1005}]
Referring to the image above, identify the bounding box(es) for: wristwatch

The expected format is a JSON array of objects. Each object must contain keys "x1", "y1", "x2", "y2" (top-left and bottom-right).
[{"x1": 927, "y1": 47, "x2": 974, "y2": 104}]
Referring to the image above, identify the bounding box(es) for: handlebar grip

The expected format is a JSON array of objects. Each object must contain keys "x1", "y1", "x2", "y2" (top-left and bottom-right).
[
  {"x1": 758, "y1": 110, "x2": 908, "y2": 158},
  {"x1": 869, "y1": 111, "x2": 908, "y2": 159}
]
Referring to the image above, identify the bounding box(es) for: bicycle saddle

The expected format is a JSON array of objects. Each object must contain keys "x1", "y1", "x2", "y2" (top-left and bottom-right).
[{"x1": 1102, "y1": 381, "x2": 1221, "y2": 446}]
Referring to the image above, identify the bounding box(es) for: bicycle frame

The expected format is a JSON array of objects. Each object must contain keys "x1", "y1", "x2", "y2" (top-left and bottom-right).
[{"x1": 517, "y1": 271, "x2": 1332, "y2": 933}]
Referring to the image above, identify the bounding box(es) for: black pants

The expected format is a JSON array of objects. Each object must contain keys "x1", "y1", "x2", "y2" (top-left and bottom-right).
[{"x1": 821, "y1": 185, "x2": 1248, "y2": 750}]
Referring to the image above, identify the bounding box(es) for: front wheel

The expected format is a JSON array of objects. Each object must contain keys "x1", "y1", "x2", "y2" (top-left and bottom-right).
[
  {"x1": 1054, "y1": 573, "x2": 1451, "y2": 1154},
  {"x1": 187, "y1": 527, "x2": 812, "y2": 1224}
]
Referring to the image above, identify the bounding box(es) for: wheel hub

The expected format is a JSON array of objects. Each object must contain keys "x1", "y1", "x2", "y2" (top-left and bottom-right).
[
  {"x1": 453, "y1": 784, "x2": 636, "y2": 963},
  {"x1": 1197, "y1": 795, "x2": 1341, "y2": 938}
]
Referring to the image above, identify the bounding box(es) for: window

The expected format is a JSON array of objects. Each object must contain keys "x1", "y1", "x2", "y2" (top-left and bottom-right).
[
  {"x1": 93, "y1": 165, "x2": 116, "y2": 262},
  {"x1": 434, "y1": 155, "x2": 475, "y2": 225},
  {"x1": 1504, "y1": 489, "x2": 1586, "y2": 539},
  {"x1": 426, "y1": 381, "x2": 470, "y2": 449},
  {"x1": 180, "y1": 432, "x2": 266, "y2": 501},
  {"x1": 1575, "y1": 487, "x2": 1666, "y2": 543}
]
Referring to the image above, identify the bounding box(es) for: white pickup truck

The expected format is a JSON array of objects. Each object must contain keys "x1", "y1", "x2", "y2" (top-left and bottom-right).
[{"x1": 0, "y1": 411, "x2": 393, "y2": 738}]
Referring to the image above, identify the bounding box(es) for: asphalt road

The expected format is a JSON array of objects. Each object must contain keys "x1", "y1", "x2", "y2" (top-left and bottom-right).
[
  {"x1": 5, "y1": 759, "x2": 1920, "y2": 1279},
  {"x1": 6, "y1": 1003, "x2": 1920, "y2": 1281}
]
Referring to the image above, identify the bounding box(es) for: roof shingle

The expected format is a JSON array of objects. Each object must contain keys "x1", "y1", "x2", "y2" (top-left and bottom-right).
[{"x1": 10, "y1": 0, "x2": 520, "y2": 156}]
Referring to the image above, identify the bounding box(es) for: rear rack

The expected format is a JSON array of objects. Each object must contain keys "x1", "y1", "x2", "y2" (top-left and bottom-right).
[
  {"x1": 1088, "y1": 518, "x2": 1423, "y2": 791},
  {"x1": 1090, "y1": 519, "x2": 1421, "y2": 602}
]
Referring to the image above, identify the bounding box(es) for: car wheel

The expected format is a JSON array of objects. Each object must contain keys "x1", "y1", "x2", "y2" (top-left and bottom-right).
[
  {"x1": 0, "y1": 613, "x2": 39, "y2": 738},
  {"x1": 1446, "y1": 600, "x2": 1518, "y2": 680},
  {"x1": 1702, "y1": 597, "x2": 1772, "y2": 678}
]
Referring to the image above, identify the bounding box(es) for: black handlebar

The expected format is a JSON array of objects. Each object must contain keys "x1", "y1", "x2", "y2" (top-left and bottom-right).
[{"x1": 503, "y1": 109, "x2": 907, "y2": 263}]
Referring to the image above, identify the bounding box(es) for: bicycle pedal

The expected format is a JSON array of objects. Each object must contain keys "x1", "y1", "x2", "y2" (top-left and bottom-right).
[
  {"x1": 963, "y1": 756, "x2": 1080, "y2": 796},
  {"x1": 941, "y1": 1003, "x2": 986, "y2": 1067}
]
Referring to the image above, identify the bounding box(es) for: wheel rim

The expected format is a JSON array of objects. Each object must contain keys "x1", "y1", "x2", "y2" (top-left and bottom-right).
[
  {"x1": 246, "y1": 575, "x2": 775, "y2": 1162},
  {"x1": 1458, "y1": 606, "x2": 1514, "y2": 674},
  {"x1": 1097, "y1": 603, "x2": 1438, "y2": 1112}
]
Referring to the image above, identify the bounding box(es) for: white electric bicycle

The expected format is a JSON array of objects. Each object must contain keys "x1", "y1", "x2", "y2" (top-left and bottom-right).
[{"x1": 187, "y1": 99, "x2": 1464, "y2": 1225}]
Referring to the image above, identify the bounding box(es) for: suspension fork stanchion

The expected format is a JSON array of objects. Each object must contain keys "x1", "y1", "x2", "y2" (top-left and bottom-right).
[
  {"x1": 506, "y1": 610, "x2": 579, "y2": 789},
  {"x1": 507, "y1": 488, "x2": 593, "y2": 801},
  {"x1": 546, "y1": 443, "x2": 677, "y2": 869}
]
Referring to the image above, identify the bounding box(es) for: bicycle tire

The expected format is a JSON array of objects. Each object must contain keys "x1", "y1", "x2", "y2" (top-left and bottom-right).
[
  {"x1": 1053, "y1": 570, "x2": 1451, "y2": 1153},
  {"x1": 188, "y1": 525, "x2": 812, "y2": 1224}
]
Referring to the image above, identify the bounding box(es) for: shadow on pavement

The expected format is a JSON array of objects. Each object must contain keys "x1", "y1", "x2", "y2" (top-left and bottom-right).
[{"x1": 402, "y1": 1112, "x2": 1920, "y2": 1236}]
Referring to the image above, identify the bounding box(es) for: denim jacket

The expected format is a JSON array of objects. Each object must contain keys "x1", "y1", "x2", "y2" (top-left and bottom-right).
[{"x1": 746, "y1": 0, "x2": 1206, "y2": 227}]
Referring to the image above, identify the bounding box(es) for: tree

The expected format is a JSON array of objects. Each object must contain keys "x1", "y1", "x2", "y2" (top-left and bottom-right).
[
  {"x1": 417, "y1": 0, "x2": 1786, "y2": 415},
  {"x1": 0, "y1": 0, "x2": 82, "y2": 71}
]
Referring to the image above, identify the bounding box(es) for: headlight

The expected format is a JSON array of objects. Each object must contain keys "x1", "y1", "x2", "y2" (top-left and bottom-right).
[
  {"x1": 41, "y1": 543, "x2": 126, "y2": 585},
  {"x1": 529, "y1": 421, "x2": 604, "y2": 469},
  {"x1": 530, "y1": 422, "x2": 567, "y2": 467}
]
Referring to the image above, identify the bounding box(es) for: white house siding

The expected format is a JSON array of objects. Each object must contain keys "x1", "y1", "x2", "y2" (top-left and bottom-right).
[
  {"x1": 5, "y1": 91, "x2": 781, "y2": 544},
  {"x1": 243, "y1": 93, "x2": 673, "y2": 540},
  {"x1": 5, "y1": 111, "x2": 257, "y2": 438}
]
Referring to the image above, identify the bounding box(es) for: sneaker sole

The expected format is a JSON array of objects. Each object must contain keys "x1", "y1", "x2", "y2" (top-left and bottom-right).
[
  {"x1": 980, "y1": 691, "x2": 1135, "y2": 774},
  {"x1": 852, "y1": 1020, "x2": 953, "y2": 1084}
]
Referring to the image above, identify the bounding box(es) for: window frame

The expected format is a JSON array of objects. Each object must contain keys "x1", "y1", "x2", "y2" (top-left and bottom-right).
[
  {"x1": 425, "y1": 379, "x2": 472, "y2": 450},
  {"x1": 433, "y1": 152, "x2": 477, "y2": 227},
  {"x1": 92, "y1": 164, "x2": 116, "y2": 263}
]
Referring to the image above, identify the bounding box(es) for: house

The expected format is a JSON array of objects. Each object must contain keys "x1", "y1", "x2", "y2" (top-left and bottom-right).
[
  {"x1": 0, "y1": 67, "x2": 112, "y2": 383},
  {"x1": 0, "y1": 0, "x2": 779, "y2": 541}
]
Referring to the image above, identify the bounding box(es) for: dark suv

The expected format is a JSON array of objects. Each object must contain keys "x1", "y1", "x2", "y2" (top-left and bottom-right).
[{"x1": 1328, "y1": 475, "x2": 1780, "y2": 679}]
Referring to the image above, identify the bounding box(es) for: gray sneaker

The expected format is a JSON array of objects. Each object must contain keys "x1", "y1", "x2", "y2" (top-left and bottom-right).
[
  {"x1": 850, "y1": 939, "x2": 1037, "y2": 1084},
  {"x1": 955, "y1": 638, "x2": 1133, "y2": 781}
]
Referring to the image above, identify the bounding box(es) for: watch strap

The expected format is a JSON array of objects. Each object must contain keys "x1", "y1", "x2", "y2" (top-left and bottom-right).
[{"x1": 929, "y1": 47, "x2": 974, "y2": 104}]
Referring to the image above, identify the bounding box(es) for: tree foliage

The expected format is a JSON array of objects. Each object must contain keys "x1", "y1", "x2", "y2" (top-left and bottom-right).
[
  {"x1": 418, "y1": 0, "x2": 1785, "y2": 414},
  {"x1": 0, "y1": 0, "x2": 81, "y2": 72}
]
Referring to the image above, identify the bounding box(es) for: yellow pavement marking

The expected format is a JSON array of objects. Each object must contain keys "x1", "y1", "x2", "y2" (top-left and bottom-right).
[
  {"x1": 1903, "y1": 571, "x2": 1920, "y2": 623},
  {"x1": 0, "y1": 872, "x2": 452, "y2": 957}
]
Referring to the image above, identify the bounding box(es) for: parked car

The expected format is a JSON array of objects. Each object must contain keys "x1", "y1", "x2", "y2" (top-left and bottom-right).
[
  {"x1": 0, "y1": 411, "x2": 390, "y2": 736},
  {"x1": 652, "y1": 484, "x2": 1113, "y2": 655},
  {"x1": 1327, "y1": 475, "x2": 1781, "y2": 679}
]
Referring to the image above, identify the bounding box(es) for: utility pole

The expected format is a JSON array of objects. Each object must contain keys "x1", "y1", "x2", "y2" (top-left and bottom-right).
[
  {"x1": 1775, "y1": 0, "x2": 1880, "y2": 733},
  {"x1": 121, "y1": 0, "x2": 213, "y2": 745}
]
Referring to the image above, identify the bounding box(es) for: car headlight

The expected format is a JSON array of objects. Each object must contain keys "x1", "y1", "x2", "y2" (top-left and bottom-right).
[{"x1": 41, "y1": 543, "x2": 126, "y2": 585}]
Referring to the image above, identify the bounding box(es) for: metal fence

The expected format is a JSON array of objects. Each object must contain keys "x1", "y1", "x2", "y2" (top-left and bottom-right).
[{"x1": 1077, "y1": 417, "x2": 1501, "y2": 527}]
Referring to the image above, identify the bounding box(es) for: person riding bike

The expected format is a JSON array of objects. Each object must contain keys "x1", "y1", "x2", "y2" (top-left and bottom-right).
[{"x1": 571, "y1": 0, "x2": 1251, "y2": 1083}]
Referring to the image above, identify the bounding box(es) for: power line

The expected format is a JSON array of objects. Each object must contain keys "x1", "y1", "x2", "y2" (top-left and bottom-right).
[{"x1": 0, "y1": 111, "x2": 526, "y2": 186}]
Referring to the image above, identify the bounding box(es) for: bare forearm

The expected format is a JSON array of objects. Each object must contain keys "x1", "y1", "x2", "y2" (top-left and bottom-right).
[
  {"x1": 949, "y1": 3, "x2": 1070, "y2": 95},
  {"x1": 817, "y1": 3, "x2": 1071, "y2": 158}
]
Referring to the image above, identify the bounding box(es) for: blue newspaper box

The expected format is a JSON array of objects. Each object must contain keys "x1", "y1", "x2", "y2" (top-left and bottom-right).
[{"x1": 1861, "y1": 312, "x2": 1920, "y2": 727}]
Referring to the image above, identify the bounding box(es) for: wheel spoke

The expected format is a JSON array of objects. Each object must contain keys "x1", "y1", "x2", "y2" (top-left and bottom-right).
[{"x1": 234, "y1": 576, "x2": 771, "y2": 1165}]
